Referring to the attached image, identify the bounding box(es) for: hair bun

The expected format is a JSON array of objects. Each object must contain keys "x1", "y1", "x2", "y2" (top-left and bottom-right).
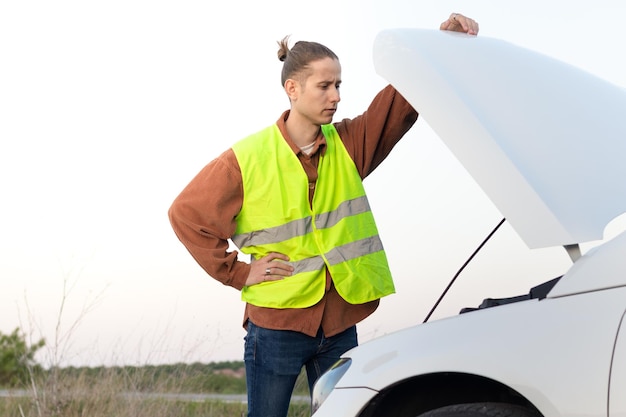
[{"x1": 277, "y1": 35, "x2": 290, "y2": 62}]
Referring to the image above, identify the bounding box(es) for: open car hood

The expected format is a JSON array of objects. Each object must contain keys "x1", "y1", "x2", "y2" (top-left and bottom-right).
[{"x1": 373, "y1": 29, "x2": 626, "y2": 249}]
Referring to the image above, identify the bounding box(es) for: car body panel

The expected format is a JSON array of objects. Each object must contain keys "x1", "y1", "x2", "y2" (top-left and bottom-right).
[
  {"x1": 372, "y1": 29, "x2": 626, "y2": 249},
  {"x1": 314, "y1": 284, "x2": 625, "y2": 417},
  {"x1": 550, "y1": 230, "x2": 626, "y2": 297},
  {"x1": 610, "y1": 313, "x2": 626, "y2": 417}
]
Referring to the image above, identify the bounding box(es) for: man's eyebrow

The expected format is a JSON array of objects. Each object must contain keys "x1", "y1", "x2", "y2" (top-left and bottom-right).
[{"x1": 317, "y1": 79, "x2": 342, "y2": 85}]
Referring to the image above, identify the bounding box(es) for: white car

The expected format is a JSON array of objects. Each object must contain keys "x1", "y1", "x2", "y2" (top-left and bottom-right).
[{"x1": 311, "y1": 29, "x2": 626, "y2": 417}]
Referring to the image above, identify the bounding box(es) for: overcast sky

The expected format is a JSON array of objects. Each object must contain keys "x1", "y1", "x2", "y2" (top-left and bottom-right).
[{"x1": 2, "y1": 0, "x2": 625, "y2": 367}]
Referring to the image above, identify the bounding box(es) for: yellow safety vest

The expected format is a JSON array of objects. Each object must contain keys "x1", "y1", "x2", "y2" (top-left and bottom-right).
[{"x1": 231, "y1": 124, "x2": 395, "y2": 308}]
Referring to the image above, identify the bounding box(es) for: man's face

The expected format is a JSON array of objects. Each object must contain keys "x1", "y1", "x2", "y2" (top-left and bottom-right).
[{"x1": 290, "y1": 57, "x2": 342, "y2": 126}]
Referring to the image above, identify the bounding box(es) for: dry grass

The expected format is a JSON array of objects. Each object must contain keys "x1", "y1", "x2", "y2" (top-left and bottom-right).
[{"x1": 1, "y1": 364, "x2": 310, "y2": 417}]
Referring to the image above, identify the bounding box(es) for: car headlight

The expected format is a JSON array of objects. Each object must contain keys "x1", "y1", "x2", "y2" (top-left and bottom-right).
[{"x1": 311, "y1": 357, "x2": 352, "y2": 413}]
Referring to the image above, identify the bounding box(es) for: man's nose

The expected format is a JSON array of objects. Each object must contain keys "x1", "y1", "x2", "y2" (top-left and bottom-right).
[{"x1": 330, "y1": 87, "x2": 341, "y2": 103}]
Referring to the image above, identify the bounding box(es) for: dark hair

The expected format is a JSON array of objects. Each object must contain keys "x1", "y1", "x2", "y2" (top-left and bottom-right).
[{"x1": 277, "y1": 35, "x2": 339, "y2": 86}]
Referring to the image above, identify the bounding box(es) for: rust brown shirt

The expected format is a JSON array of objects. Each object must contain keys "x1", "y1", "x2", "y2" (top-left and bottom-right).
[{"x1": 168, "y1": 84, "x2": 418, "y2": 337}]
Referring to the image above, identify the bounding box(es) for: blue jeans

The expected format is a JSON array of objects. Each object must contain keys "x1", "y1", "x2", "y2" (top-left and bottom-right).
[{"x1": 244, "y1": 321, "x2": 357, "y2": 417}]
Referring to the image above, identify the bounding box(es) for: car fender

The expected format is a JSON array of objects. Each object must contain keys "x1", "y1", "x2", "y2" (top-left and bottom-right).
[{"x1": 336, "y1": 289, "x2": 625, "y2": 417}]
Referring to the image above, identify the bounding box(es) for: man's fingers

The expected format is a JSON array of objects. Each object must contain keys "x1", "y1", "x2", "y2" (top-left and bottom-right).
[{"x1": 440, "y1": 13, "x2": 479, "y2": 35}]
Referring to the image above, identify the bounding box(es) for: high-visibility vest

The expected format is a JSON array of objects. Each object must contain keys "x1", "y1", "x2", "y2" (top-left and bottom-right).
[{"x1": 231, "y1": 123, "x2": 395, "y2": 308}]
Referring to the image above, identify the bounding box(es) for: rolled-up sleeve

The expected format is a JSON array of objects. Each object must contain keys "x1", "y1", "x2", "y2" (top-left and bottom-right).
[{"x1": 336, "y1": 85, "x2": 418, "y2": 178}]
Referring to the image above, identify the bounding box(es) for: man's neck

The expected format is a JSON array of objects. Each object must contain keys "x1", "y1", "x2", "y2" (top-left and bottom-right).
[{"x1": 285, "y1": 113, "x2": 321, "y2": 148}]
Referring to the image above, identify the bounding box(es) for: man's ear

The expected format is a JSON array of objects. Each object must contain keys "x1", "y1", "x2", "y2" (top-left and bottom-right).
[{"x1": 284, "y1": 78, "x2": 298, "y2": 101}]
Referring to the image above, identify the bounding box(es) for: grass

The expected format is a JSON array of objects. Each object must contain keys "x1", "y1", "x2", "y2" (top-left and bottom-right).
[{"x1": 0, "y1": 362, "x2": 312, "y2": 417}]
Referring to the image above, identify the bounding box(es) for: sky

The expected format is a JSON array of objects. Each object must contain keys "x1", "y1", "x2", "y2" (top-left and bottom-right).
[{"x1": 1, "y1": 0, "x2": 625, "y2": 368}]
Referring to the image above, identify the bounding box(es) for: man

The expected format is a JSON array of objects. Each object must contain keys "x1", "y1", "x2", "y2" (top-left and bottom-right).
[{"x1": 169, "y1": 13, "x2": 479, "y2": 417}]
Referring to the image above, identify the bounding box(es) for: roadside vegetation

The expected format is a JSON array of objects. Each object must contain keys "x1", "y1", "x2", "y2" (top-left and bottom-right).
[{"x1": 0, "y1": 328, "x2": 310, "y2": 417}]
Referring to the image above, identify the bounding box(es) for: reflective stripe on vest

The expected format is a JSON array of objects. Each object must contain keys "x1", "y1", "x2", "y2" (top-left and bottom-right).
[{"x1": 231, "y1": 123, "x2": 395, "y2": 308}]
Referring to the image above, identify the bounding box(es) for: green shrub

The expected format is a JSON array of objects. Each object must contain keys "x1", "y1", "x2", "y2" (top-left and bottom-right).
[{"x1": 0, "y1": 328, "x2": 45, "y2": 387}]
